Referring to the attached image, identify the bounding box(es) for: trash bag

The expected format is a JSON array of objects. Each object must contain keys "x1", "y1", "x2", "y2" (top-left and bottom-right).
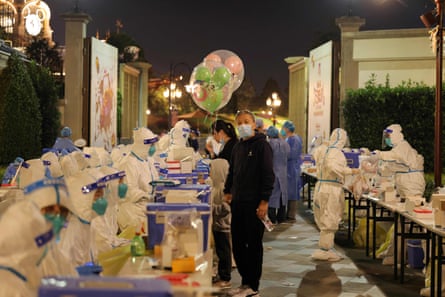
[
  {"x1": 376, "y1": 223, "x2": 394, "y2": 259},
  {"x1": 97, "y1": 245, "x2": 131, "y2": 276},
  {"x1": 353, "y1": 218, "x2": 386, "y2": 249}
]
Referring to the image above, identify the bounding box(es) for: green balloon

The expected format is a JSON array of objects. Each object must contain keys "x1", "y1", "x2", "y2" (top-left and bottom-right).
[
  {"x1": 194, "y1": 66, "x2": 211, "y2": 83},
  {"x1": 211, "y1": 66, "x2": 231, "y2": 89},
  {"x1": 203, "y1": 89, "x2": 223, "y2": 113}
]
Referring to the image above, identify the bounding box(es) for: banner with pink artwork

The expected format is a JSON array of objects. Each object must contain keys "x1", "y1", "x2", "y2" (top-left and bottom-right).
[
  {"x1": 307, "y1": 40, "x2": 333, "y2": 149},
  {"x1": 89, "y1": 37, "x2": 118, "y2": 151}
]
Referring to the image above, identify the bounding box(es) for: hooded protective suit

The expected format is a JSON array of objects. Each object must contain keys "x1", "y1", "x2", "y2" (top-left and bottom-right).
[
  {"x1": 41, "y1": 152, "x2": 63, "y2": 179},
  {"x1": 117, "y1": 127, "x2": 159, "y2": 232},
  {"x1": 377, "y1": 124, "x2": 425, "y2": 197},
  {"x1": 0, "y1": 200, "x2": 54, "y2": 296},
  {"x1": 58, "y1": 172, "x2": 105, "y2": 266},
  {"x1": 88, "y1": 166, "x2": 130, "y2": 255},
  {"x1": 312, "y1": 128, "x2": 358, "y2": 261},
  {"x1": 18, "y1": 159, "x2": 47, "y2": 189},
  {"x1": 23, "y1": 175, "x2": 77, "y2": 277}
]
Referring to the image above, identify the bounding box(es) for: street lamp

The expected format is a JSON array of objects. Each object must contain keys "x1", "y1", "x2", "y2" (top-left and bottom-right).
[
  {"x1": 266, "y1": 92, "x2": 281, "y2": 126},
  {"x1": 165, "y1": 63, "x2": 192, "y2": 130},
  {"x1": 163, "y1": 82, "x2": 183, "y2": 128}
]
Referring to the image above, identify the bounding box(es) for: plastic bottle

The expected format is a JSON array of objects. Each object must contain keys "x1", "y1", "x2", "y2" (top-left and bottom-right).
[
  {"x1": 261, "y1": 214, "x2": 275, "y2": 232},
  {"x1": 130, "y1": 224, "x2": 146, "y2": 257}
]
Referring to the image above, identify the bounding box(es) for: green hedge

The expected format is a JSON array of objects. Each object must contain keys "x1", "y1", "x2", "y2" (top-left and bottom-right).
[{"x1": 342, "y1": 78, "x2": 437, "y2": 173}]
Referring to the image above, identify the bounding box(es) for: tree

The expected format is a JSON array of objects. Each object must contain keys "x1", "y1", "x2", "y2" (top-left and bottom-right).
[
  {"x1": 106, "y1": 32, "x2": 145, "y2": 63},
  {"x1": 0, "y1": 53, "x2": 42, "y2": 164},
  {"x1": 25, "y1": 38, "x2": 63, "y2": 74},
  {"x1": 27, "y1": 61, "x2": 61, "y2": 149}
]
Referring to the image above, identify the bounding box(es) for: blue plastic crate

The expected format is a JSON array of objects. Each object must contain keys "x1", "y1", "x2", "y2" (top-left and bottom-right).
[
  {"x1": 343, "y1": 151, "x2": 360, "y2": 168},
  {"x1": 39, "y1": 276, "x2": 172, "y2": 297},
  {"x1": 146, "y1": 203, "x2": 210, "y2": 251},
  {"x1": 155, "y1": 183, "x2": 211, "y2": 203}
]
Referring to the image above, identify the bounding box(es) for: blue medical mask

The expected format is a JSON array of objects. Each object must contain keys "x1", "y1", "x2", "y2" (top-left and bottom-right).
[
  {"x1": 238, "y1": 124, "x2": 253, "y2": 139},
  {"x1": 92, "y1": 197, "x2": 108, "y2": 215},
  {"x1": 44, "y1": 213, "x2": 65, "y2": 242},
  {"x1": 118, "y1": 183, "x2": 128, "y2": 198},
  {"x1": 148, "y1": 145, "x2": 156, "y2": 157},
  {"x1": 219, "y1": 138, "x2": 225, "y2": 145},
  {"x1": 385, "y1": 138, "x2": 393, "y2": 147},
  {"x1": 280, "y1": 129, "x2": 286, "y2": 137}
]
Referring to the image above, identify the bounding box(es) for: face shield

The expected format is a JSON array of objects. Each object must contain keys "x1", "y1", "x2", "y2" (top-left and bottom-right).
[{"x1": 382, "y1": 128, "x2": 393, "y2": 149}]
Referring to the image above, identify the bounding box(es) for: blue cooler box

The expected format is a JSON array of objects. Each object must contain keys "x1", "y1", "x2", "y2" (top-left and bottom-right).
[
  {"x1": 155, "y1": 184, "x2": 211, "y2": 203},
  {"x1": 39, "y1": 276, "x2": 172, "y2": 297},
  {"x1": 146, "y1": 203, "x2": 210, "y2": 251},
  {"x1": 343, "y1": 151, "x2": 360, "y2": 168}
]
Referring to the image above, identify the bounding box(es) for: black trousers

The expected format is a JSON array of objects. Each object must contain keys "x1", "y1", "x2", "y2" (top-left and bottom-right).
[
  {"x1": 231, "y1": 200, "x2": 264, "y2": 291},
  {"x1": 212, "y1": 230, "x2": 232, "y2": 281}
]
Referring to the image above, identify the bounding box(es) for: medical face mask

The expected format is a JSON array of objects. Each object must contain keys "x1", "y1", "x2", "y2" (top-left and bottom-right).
[
  {"x1": 118, "y1": 183, "x2": 128, "y2": 198},
  {"x1": 92, "y1": 197, "x2": 108, "y2": 215},
  {"x1": 385, "y1": 138, "x2": 393, "y2": 147},
  {"x1": 148, "y1": 145, "x2": 156, "y2": 157},
  {"x1": 44, "y1": 213, "x2": 66, "y2": 241},
  {"x1": 280, "y1": 129, "x2": 286, "y2": 137},
  {"x1": 219, "y1": 138, "x2": 225, "y2": 145},
  {"x1": 238, "y1": 124, "x2": 253, "y2": 139}
]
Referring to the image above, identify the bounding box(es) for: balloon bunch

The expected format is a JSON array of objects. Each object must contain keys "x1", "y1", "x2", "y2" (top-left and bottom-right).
[{"x1": 189, "y1": 49, "x2": 244, "y2": 113}]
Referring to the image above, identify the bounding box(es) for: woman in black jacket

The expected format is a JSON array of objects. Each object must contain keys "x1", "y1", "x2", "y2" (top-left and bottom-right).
[
  {"x1": 224, "y1": 110, "x2": 275, "y2": 297},
  {"x1": 206, "y1": 119, "x2": 238, "y2": 162}
]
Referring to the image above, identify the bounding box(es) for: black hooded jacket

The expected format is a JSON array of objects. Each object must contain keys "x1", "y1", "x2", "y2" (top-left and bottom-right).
[{"x1": 224, "y1": 132, "x2": 275, "y2": 203}]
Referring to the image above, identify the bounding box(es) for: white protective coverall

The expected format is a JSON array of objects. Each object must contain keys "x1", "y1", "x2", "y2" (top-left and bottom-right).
[
  {"x1": 41, "y1": 151, "x2": 63, "y2": 178},
  {"x1": 312, "y1": 128, "x2": 359, "y2": 261},
  {"x1": 374, "y1": 124, "x2": 425, "y2": 266},
  {"x1": 58, "y1": 172, "x2": 105, "y2": 266},
  {"x1": 23, "y1": 175, "x2": 78, "y2": 277},
  {"x1": 117, "y1": 127, "x2": 159, "y2": 232},
  {"x1": 87, "y1": 166, "x2": 130, "y2": 254},
  {"x1": 376, "y1": 124, "x2": 425, "y2": 197},
  {"x1": 18, "y1": 159, "x2": 47, "y2": 189},
  {"x1": 0, "y1": 199, "x2": 54, "y2": 296}
]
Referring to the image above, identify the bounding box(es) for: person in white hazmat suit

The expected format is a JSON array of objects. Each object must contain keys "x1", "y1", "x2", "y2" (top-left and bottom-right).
[
  {"x1": 87, "y1": 166, "x2": 130, "y2": 254},
  {"x1": 23, "y1": 173, "x2": 78, "y2": 277},
  {"x1": 0, "y1": 199, "x2": 54, "y2": 297},
  {"x1": 372, "y1": 124, "x2": 425, "y2": 267},
  {"x1": 311, "y1": 128, "x2": 360, "y2": 261},
  {"x1": 374, "y1": 124, "x2": 425, "y2": 197},
  {"x1": 116, "y1": 127, "x2": 159, "y2": 232},
  {"x1": 58, "y1": 171, "x2": 108, "y2": 267}
]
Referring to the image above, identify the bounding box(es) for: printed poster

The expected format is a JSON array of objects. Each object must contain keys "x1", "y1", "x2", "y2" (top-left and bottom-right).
[{"x1": 307, "y1": 41, "x2": 332, "y2": 150}]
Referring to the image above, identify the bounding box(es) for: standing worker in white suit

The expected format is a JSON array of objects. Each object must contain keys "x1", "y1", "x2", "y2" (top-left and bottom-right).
[{"x1": 311, "y1": 128, "x2": 360, "y2": 261}]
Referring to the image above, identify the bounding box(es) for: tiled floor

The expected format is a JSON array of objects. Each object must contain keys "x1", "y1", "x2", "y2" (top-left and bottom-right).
[{"x1": 219, "y1": 202, "x2": 425, "y2": 297}]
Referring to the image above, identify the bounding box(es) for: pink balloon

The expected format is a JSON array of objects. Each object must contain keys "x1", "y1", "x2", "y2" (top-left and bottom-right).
[
  {"x1": 204, "y1": 53, "x2": 222, "y2": 64},
  {"x1": 224, "y1": 55, "x2": 243, "y2": 75}
]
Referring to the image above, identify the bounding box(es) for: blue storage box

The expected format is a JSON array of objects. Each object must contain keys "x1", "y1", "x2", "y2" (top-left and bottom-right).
[
  {"x1": 301, "y1": 154, "x2": 315, "y2": 165},
  {"x1": 146, "y1": 203, "x2": 210, "y2": 251},
  {"x1": 407, "y1": 239, "x2": 425, "y2": 269},
  {"x1": 166, "y1": 173, "x2": 198, "y2": 184},
  {"x1": 155, "y1": 184, "x2": 211, "y2": 203},
  {"x1": 39, "y1": 276, "x2": 172, "y2": 297},
  {"x1": 343, "y1": 151, "x2": 360, "y2": 168}
]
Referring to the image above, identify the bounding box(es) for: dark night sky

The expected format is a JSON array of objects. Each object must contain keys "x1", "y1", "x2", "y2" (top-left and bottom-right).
[{"x1": 44, "y1": 0, "x2": 432, "y2": 93}]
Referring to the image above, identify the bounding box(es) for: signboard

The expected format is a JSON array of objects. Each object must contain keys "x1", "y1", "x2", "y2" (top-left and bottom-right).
[
  {"x1": 307, "y1": 41, "x2": 333, "y2": 150},
  {"x1": 89, "y1": 37, "x2": 118, "y2": 151}
]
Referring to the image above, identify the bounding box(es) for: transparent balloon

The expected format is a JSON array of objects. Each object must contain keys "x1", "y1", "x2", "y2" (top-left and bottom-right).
[
  {"x1": 190, "y1": 61, "x2": 233, "y2": 113},
  {"x1": 204, "y1": 49, "x2": 244, "y2": 92}
]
